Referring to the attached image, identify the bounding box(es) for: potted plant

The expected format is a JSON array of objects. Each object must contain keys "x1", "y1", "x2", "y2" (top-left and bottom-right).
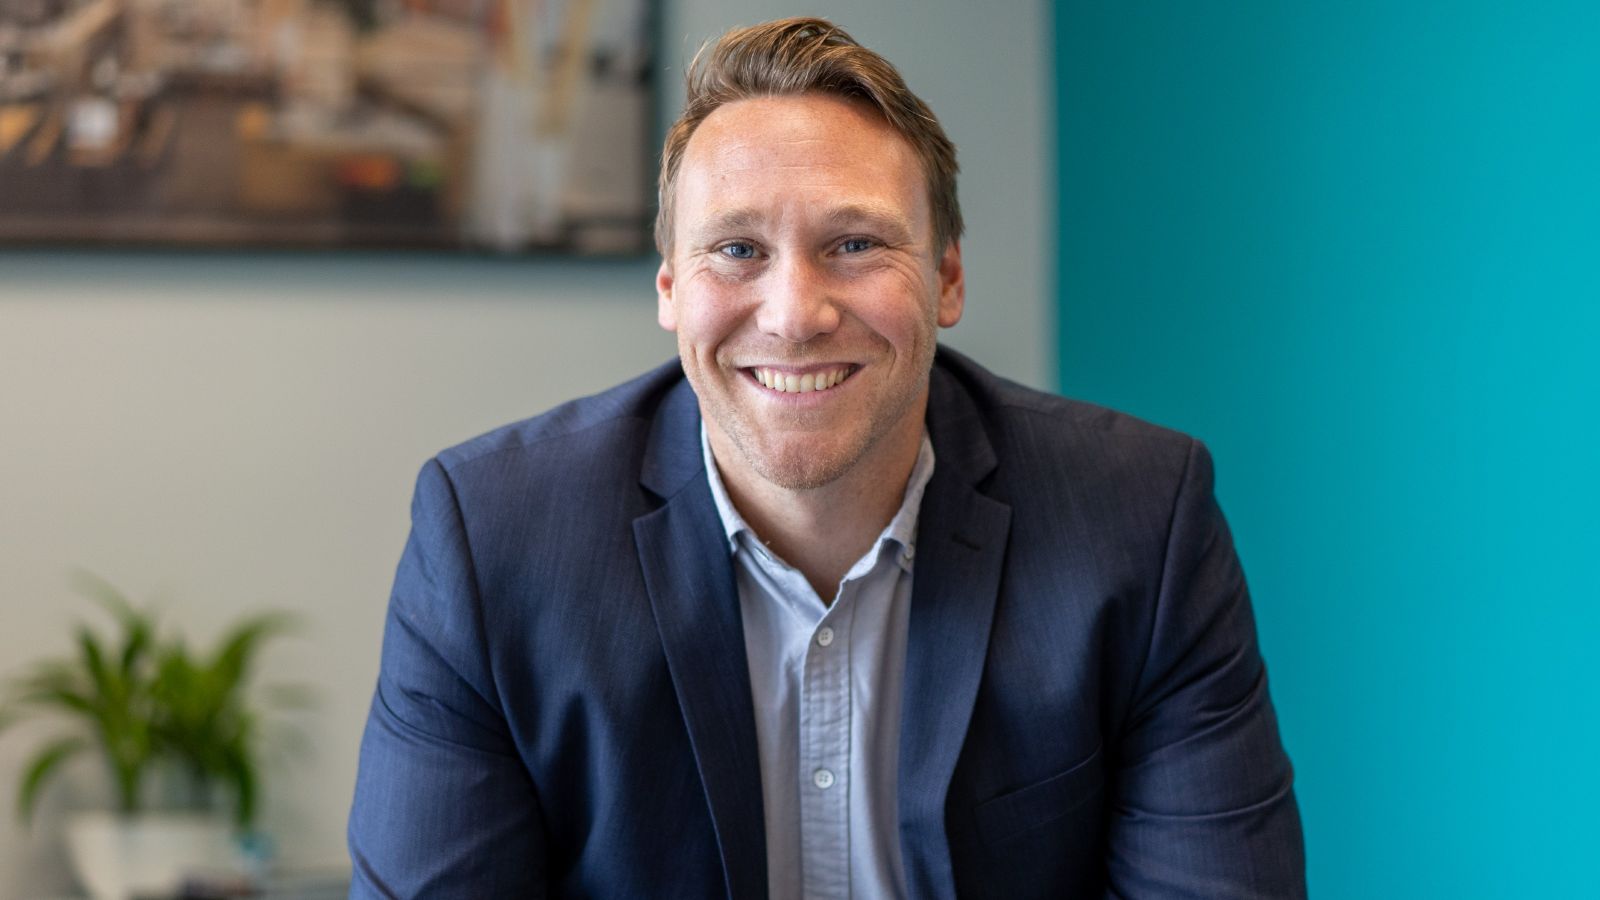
[{"x1": 0, "y1": 572, "x2": 307, "y2": 900}]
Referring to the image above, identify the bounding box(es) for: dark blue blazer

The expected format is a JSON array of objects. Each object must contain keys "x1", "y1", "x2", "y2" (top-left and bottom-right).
[{"x1": 348, "y1": 348, "x2": 1305, "y2": 898}]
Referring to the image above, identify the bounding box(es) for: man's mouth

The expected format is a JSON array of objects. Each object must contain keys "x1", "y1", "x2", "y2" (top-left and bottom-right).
[{"x1": 747, "y1": 365, "x2": 857, "y2": 394}]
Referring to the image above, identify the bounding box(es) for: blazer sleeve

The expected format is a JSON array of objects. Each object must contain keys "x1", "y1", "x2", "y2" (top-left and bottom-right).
[
  {"x1": 1103, "y1": 440, "x2": 1307, "y2": 899},
  {"x1": 347, "y1": 458, "x2": 549, "y2": 898}
]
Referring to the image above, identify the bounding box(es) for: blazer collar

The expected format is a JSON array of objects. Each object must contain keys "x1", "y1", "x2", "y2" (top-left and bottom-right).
[
  {"x1": 898, "y1": 352, "x2": 1012, "y2": 900},
  {"x1": 639, "y1": 373, "x2": 706, "y2": 498},
  {"x1": 634, "y1": 374, "x2": 768, "y2": 899}
]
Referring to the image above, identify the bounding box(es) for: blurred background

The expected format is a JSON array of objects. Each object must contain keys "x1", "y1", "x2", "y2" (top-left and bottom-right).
[{"x1": 1, "y1": 1, "x2": 1595, "y2": 898}]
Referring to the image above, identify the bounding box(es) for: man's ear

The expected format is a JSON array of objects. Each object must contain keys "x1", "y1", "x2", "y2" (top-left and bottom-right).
[
  {"x1": 936, "y1": 240, "x2": 965, "y2": 328},
  {"x1": 656, "y1": 259, "x2": 678, "y2": 332}
]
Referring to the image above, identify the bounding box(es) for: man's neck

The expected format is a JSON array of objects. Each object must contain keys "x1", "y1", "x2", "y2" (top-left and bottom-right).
[{"x1": 711, "y1": 417, "x2": 925, "y2": 601}]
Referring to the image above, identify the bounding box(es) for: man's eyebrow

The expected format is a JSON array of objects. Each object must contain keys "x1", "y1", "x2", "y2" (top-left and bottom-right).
[
  {"x1": 685, "y1": 204, "x2": 917, "y2": 245},
  {"x1": 822, "y1": 204, "x2": 915, "y2": 241},
  {"x1": 709, "y1": 209, "x2": 766, "y2": 232},
  {"x1": 684, "y1": 209, "x2": 764, "y2": 245}
]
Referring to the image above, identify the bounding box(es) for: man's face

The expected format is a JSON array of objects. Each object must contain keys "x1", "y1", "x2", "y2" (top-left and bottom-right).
[{"x1": 656, "y1": 93, "x2": 964, "y2": 492}]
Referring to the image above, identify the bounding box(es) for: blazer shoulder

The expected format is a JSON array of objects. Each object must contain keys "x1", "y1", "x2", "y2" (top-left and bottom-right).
[{"x1": 935, "y1": 347, "x2": 1196, "y2": 459}]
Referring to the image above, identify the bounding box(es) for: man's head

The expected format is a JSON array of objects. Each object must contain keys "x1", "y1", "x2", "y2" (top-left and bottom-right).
[
  {"x1": 655, "y1": 17, "x2": 963, "y2": 258},
  {"x1": 655, "y1": 19, "x2": 964, "y2": 495}
]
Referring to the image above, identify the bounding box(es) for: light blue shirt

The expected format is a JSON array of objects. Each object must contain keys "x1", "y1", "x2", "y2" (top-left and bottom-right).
[{"x1": 702, "y1": 426, "x2": 936, "y2": 900}]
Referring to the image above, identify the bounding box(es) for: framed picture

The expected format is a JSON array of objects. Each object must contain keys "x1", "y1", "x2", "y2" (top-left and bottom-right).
[{"x1": 0, "y1": 0, "x2": 657, "y2": 254}]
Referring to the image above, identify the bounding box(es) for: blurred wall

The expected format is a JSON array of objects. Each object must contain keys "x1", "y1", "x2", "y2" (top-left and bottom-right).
[
  {"x1": 1056, "y1": 2, "x2": 1599, "y2": 897},
  {"x1": 0, "y1": 1, "x2": 1049, "y2": 895}
]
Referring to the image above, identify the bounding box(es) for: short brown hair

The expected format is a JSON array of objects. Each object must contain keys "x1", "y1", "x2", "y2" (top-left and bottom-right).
[{"x1": 655, "y1": 17, "x2": 962, "y2": 255}]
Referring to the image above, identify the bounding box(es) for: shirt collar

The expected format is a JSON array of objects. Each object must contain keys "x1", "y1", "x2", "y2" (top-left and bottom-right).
[{"x1": 700, "y1": 422, "x2": 936, "y2": 571}]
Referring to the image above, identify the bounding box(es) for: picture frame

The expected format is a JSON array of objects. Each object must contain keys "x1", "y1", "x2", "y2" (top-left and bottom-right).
[{"x1": 0, "y1": 0, "x2": 657, "y2": 254}]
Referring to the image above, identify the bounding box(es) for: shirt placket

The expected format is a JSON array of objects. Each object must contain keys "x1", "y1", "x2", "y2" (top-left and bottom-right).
[{"x1": 799, "y1": 584, "x2": 852, "y2": 900}]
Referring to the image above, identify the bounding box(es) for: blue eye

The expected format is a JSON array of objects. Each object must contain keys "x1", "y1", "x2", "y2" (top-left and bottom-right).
[
  {"x1": 841, "y1": 238, "x2": 875, "y2": 253},
  {"x1": 720, "y1": 242, "x2": 756, "y2": 259}
]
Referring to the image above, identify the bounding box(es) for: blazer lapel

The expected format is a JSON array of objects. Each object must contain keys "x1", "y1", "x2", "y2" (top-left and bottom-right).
[
  {"x1": 634, "y1": 380, "x2": 768, "y2": 900},
  {"x1": 899, "y1": 358, "x2": 1012, "y2": 900}
]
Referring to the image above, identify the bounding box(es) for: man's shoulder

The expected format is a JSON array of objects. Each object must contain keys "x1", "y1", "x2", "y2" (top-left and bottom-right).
[
  {"x1": 432, "y1": 358, "x2": 687, "y2": 478},
  {"x1": 932, "y1": 350, "x2": 1211, "y2": 579},
  {"x1": 934, "y1": 347, "x2": 1195, "y2": 460}
]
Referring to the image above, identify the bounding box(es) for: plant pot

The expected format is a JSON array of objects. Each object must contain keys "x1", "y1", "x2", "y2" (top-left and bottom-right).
[{"x1": 64, "y1": 811, "x2": 248, "y2": 900}]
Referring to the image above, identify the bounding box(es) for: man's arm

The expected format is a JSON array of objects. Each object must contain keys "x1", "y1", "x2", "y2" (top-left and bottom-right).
[
  {"x1": 1105, "y1": 440, "x2": 1306, "y2": 898},
  {"x1": 348, "y1": 459, "x2": 548, "y2": 898}
]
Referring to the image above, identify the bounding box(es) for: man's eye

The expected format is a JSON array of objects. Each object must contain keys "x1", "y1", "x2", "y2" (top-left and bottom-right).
[
  {"x1": 840, "y1": 237, "x2": 876, "y2": 254},
  {"x1": 719, "y1": 242, "x2": 757, "y2": 260}
]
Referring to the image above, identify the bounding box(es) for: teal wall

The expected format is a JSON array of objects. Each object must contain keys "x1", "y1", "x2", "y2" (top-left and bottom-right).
[{"x1": 1054, "y1": 3, "x2": 1598, "y2": 896}]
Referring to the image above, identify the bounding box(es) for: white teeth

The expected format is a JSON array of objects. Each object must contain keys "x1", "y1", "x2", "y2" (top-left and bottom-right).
[{"x1": 752, "y1": 366, "x2": 851, "y2": 393}]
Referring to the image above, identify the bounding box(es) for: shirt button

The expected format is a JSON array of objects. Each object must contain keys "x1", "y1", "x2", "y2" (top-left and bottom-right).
[
  {"x1": 812, "y1": 768, "x2": 835, "y2": 789},
  {"x1": 815, "y1": 627, "x2": 835, "y2": 647}
]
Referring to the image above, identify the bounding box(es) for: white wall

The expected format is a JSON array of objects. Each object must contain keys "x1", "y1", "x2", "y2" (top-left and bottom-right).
[{"x1": 0, "y1": 2, "x2": 1049, "y2": 894}]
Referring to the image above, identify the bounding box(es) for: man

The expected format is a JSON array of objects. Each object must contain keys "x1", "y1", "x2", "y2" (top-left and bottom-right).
[{"x1": 348, "y1": 17, "x2": 1305, "y2": 899}]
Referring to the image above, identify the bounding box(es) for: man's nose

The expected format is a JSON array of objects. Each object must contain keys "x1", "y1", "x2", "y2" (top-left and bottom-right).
[{"x1": 755, "y1": 254, "x2": 842, "y2": 343}]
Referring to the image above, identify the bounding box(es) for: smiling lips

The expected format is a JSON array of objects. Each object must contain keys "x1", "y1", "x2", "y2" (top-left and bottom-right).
[{"x1": 750, "y1": 365, "x2": 856, "y2": 394}]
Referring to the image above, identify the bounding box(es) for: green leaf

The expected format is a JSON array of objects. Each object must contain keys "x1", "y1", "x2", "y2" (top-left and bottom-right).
[
  {"x1": 219, "y1": 743, "x2": 258, "y2": 826},
  {"x1": 69, "y1": 570, "x2": 158, "y2": 677},
  {"x1": 109, "y1": 754, "x2": 143, "y2": 814},
  {"x1": 119, "y1": 615, "x2": 152, "y2": 679},
  {"x1": 10, "y1": 685, "x2": 97, "y2": 719},
  {"x1": 75, "y1": 626, "x2": 112, "y2": 704},
  {"x1": 18, "y1": 736, "x2": 87, "y2": 825},
  {"x1": 7, "y1": 662, "x2": 78, "y2": 700},
  {"x1": 209, "y1": 613, "x2": 298, "y2": 693}
]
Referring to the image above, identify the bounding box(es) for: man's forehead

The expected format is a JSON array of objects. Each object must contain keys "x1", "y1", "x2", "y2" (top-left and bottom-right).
[
  {"x1": 673, "y1": 94, "x2": 929, "y2": 237},
  {"x1": 686, "y1": 94, "x2": 913, "y2": 167}
]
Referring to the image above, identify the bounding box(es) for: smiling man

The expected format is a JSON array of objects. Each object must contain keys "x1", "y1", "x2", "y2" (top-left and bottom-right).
[{"x1": 349, "y1": 18, "x2": 1305, "y2": 900}]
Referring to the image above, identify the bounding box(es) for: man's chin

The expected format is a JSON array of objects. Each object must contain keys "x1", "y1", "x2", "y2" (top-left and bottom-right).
[
  {"x1": 750, "y1": 460, "x2": 854, "y2": 492},
  {"x1": 755, "y1": 441, "x2": 861, "y2": 491},
  {"x1": 720, "y1": 429, "x2": 865, "y2": 493}
]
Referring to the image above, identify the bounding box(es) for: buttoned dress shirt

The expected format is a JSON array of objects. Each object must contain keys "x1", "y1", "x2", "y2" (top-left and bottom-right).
[{"x1": 701, "y1": 426, "x2": 936, "y2": 900}]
